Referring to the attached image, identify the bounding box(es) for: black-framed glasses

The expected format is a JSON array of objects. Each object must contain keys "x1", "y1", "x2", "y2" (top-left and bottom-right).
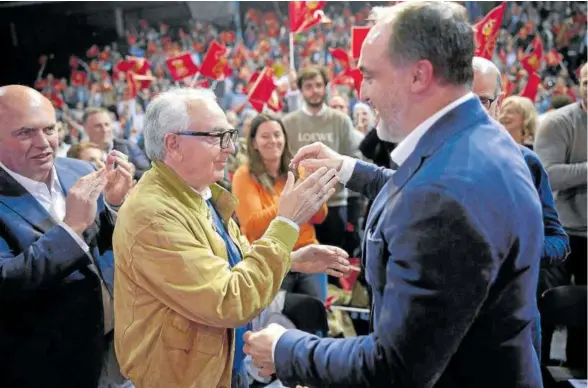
[
  {"x1": 175, "y1": 128, "x2": 238, "y2": 149},
  {"x1": 478, "y1": 96, "x2": 496, "y2": 108}
]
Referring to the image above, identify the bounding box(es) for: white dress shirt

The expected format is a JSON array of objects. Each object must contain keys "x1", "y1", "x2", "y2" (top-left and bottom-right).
[
  {"x1": 337, "y1": 92, "x2": 476, "y2": 183},
  {"x1": 270, "y1": 92, "x2": 476, "y2": 363},
  {"x1": 0, "y1": 162, "x2": 117, "y2": 334}
]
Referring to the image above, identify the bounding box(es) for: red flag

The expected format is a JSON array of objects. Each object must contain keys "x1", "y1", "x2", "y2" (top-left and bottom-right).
[
  {"x1": 166, "y1": 53, "x2": 199, "y2": 81},
  {"x1": 199, "y1": 40, "x2": 229, "y2": 80},
  {"x1": 519, "y1": 72, "x2": 541, "y2": 102},
  {"x1": 520, "y1": 36, "x2": 544, "y2": 74},
  {"x1": 351, "y1": 26, "x2": 371, "y2": 60},
  {"x1": 473, "y1": 2, "x2": 506, "y2": 60},
  {"x1": 267, "y1": 90, "x2": 285, "y2": 113},
  {"x1": 127, "y1": 73, "x2": 155, "y2": 99},
  {"x1": 247, "y1": 67, "x2": 276, "y2": 112},
  {"x1": 329, "y1": 48, "x2": 351, "y2": 70},
  {"x1": 289, "y1": 1, "x2": 328, "y2": 34},
  {"x1": 71, "y1": 71, "x2": 87, "y2": 86},
  {"x1": 544, "y1": 49, "x2": 563, "y2": 67},
  {"x1": 127, "y1": 56, "x2": 151, "y2": 76}
]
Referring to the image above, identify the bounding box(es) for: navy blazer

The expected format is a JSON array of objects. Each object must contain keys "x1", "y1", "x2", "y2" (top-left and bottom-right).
[
  {"x1": 0, "y1": 157, "x2": 115, "y2": 388},
  {"x1": 520, "y1": 146, "x2": 570, "y2": 267},
  {"x1": 274, "y1": 98, "x2": 544, "y2": 388}
]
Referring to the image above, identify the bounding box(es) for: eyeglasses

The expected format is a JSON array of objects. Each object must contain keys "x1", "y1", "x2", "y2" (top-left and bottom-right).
[
  {"x1": 175, "y1": 128, "x2": 238, "y2": 149},
  {"x1": 478, "y1": 96, "x2": 497, "y2": 108}
]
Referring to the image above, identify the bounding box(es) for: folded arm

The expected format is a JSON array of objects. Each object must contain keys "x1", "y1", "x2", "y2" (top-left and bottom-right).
[
  {"x1": 274, "y1": 185, "x2": 499, "y2": 387},
  {"x1": 534, "y1": 116, "x2": 588, "y2": 191},
  {"x1": 129, "y1": 216, "x2": 298, "y2": 328}
]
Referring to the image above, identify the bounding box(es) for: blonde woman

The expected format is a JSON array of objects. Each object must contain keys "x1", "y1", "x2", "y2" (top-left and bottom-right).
[{"x1": 499, "y1": 96, "x2": 538, "y2": 149}]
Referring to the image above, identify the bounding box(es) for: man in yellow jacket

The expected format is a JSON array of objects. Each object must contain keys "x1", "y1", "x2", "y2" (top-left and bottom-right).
[{"x1": 113, "y1": 88, "x2": 347, "y2": 388}]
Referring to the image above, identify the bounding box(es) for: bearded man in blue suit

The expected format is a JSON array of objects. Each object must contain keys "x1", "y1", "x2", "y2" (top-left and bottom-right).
[
  {"x1": 244, "y1": 2, "x2": 544, "y2": 387},
  {"x1": 0, "y1": 85, "x2": 134, "y2": 387}
]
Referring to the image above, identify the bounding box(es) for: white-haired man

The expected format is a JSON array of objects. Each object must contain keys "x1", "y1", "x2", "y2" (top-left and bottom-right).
[
  {"x1": 112, "y1": 88, "x2": 350, "y2": 388},
  {"x1": 472, "y1": 56, "x2": 570, "y2": 363}
]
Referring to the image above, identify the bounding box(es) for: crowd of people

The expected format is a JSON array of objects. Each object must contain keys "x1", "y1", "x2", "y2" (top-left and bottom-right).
[{"x1": 0, "y1": 1, "x2": 586, "y2": 388}]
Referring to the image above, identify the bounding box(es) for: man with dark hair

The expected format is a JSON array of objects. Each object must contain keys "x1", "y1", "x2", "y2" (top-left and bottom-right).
[
  {"x1": 83, "y1": 107, "x2": 150, "y2": 180},
  {"x1": 244, "y1": 3, "x2": 543, "y2": 387},
  {"x1": 283, "y1": 65, "x2": 361, "y2": 263}
]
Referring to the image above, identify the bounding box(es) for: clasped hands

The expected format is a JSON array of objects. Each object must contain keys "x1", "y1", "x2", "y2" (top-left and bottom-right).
[{"x1": 63, "y1": 150, "x2": 134, "y2": 235}]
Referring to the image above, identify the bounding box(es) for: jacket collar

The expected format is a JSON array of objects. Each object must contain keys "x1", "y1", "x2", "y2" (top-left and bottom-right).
[
  {"x1": 365, "y1": 97, "x2": 489, "y2": 231},
  {"x1": 151, "y1": 161, "x2": 238, "y2": 223},
  {"x1": 0, "y1": 158, "x2": 80, "y2": 233}
]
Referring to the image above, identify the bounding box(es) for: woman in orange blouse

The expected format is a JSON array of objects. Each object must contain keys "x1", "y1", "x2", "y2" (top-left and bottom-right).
[{"x1": 232, "y1": 113, "x2": 328, "y2": 300}]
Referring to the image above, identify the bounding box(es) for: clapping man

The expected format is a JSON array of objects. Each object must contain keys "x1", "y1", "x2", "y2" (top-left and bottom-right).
[{"x1": 0, "y1": 85, "x2": 134, "y2": 387}]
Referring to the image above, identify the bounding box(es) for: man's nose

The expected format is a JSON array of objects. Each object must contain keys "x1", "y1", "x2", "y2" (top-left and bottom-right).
[{"x1": 33, "y1": 132, "x2": 51, "y2": 148}]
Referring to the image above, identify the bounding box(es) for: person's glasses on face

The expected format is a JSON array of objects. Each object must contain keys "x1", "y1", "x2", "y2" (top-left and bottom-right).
[
  {"x1": 175, "y1": 128, "x2": 238, "y2": 149},
  {"x1": 478, "y1": 95, "x2": 496, "y2": 109}
]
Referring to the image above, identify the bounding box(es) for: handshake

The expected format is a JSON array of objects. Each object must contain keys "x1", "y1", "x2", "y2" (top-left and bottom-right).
[{"x1": 277, "y1": 142, "x2": 347, "y2": 226}]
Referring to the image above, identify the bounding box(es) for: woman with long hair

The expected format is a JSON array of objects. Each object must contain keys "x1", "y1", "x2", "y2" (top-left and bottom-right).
[{"x1": 232, "y1": 113, "x2": 329, "y2": 300}]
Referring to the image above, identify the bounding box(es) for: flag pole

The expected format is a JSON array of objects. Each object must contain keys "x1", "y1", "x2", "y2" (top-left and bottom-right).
[
  {"x1": 189, "y1": 72, "x2": 200, "y2": 87},
  {"x1": 289, "y1": 32, "x2": 295, "y2": 72}
]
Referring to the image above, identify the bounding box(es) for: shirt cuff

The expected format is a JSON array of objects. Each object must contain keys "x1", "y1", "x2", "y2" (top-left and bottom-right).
[
  {"x1": 276, "y1": 216, "x2": 300, "y2": 232},
  {"x1": 271, "y1": 330, "x2": 288, "y2": 364},
  {"x1": 59, "y1": 223, "x2": 90, "y2": 253},
  {"x1": 336, "y1": 157, "x2": 356, "y2": 185},
  {"x1": 105, "y1": 201, "x2": 120, "y2": 221}
]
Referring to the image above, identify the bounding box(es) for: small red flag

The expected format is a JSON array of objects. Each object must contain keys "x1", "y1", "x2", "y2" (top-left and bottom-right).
[
  {"x1": 165, "y1": 53, "x2": 199, "y2": 81},
  {"x1": 351, "y1": 26, "x2": 371, "y2": 60}
]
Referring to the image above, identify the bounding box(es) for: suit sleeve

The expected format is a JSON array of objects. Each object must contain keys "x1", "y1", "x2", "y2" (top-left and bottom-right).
[
  {"x1": 527, "y1": 156, "x2": 570, "y2": 267},
  {"x1": 0, "y1": 225, "x2": 91, "y2": 301},
  {"x1": 345, "y1": 159, "x2": 394, "y2": 200},
  {"x1": 274, "y1": 185, "x2": 500, "y2": 388}
]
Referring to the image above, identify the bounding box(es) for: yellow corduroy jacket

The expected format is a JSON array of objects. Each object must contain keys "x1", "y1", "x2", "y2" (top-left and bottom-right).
[{"x1": 113, "y1": 161, "x2": 299, "y2": 388}]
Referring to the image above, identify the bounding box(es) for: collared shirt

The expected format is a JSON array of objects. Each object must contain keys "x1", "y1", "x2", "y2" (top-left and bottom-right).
[
  {"x1": 0, "y1": 161, "x2": 117, "y2": 334},
  {"x1": 337, "y1": 92, "x2": 476, "y2": 183}
]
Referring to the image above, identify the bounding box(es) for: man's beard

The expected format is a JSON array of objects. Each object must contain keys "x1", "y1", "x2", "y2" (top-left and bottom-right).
[{"x1": 304, "y1": 94, "x2": 325, "y2": 108}]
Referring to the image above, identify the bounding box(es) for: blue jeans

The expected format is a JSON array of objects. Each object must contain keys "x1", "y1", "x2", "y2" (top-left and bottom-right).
[{"x1": 231, "y1": 365, "x2": 249, "y2": 388}]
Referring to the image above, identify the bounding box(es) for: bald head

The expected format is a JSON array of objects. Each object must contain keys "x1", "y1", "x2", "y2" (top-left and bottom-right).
[
  {"x1": 0, "y1": 85, "x2": 58, "y2": 182},
  {"x1": 472, "y1": 57, "x2": 503, "y2": 118}
]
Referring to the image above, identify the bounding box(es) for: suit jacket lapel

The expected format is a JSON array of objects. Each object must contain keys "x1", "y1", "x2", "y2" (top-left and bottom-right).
[
  {"x1": 55, "y1": 158, "x2": 80, "y2": 195},
  {"x1": 364, "y1": 97, "x2": 487, "y2": 235},
  {"x1": 0, "y1": 168, "x2": 56, "y2": 233}
]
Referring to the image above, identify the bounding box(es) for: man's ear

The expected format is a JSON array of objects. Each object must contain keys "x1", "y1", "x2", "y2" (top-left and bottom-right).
[
  {"x1": 163, "y1": 133, "x2": 182, "y2": 162},
  {"x1": 494, "y1": 91, "x2": 505, "y2": 118}
]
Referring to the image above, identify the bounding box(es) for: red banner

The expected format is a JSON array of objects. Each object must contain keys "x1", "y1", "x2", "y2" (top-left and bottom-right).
[
  {"x1": 199, "y1": 41, "x2": 230, "y2": 81},
  {"x1": 166, "y1": 53, "x2": 199, "y2": 81},
  {"x1": 351, "y1": 26, "x2": 371, "y2": 60},
  {"x1": 289, "y1": 1, "x2": 327, "y2": 34},
  {"x1": 473, "y1": 2, "x2": 506, "y2": 60}
]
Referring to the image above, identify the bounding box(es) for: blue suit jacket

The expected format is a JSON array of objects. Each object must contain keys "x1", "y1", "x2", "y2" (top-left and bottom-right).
[
  {"x1": 520, "y1": 146, "x2": 569, "y2": 267},
  {"x1": 0, "y1": 157, "x2": 115, "y2": 388},
  {"x1": 274, "y1": 98, "x2": 544, "y2": 388}
]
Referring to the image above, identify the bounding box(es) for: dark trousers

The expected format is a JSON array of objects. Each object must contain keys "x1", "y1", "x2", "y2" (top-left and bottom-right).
[
  {"x1": 565, "y1": 235, "x2": 587, "y2": 369},
  {"x1": 280, "y1": 272, "x2": 322, "y2": 300},
  {"x1": 315, "y1": 205, "x2": 348, "y2": 286},
  {"x1": 315, "y1": 205, "x2": 348, "y2": 249},
  {"x1": 539, "y1": 234, "x2": 587, "y2": 367}
]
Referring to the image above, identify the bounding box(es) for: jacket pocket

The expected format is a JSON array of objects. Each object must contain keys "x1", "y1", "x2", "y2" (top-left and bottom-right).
[
  {"x1": 364, "y1": 233, "x2": 387, "y2": 292},
  {"x1": 160, "y1": 312, "x2": 193, "y2": 383},
  {"x1": 194, "y1": 325, "x2": 224, "y2": 356}
]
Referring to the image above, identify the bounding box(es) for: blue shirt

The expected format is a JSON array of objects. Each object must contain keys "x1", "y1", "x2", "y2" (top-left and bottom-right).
[{"x1": 207, "y1": 200, "x2": 251, "y2": 375}]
